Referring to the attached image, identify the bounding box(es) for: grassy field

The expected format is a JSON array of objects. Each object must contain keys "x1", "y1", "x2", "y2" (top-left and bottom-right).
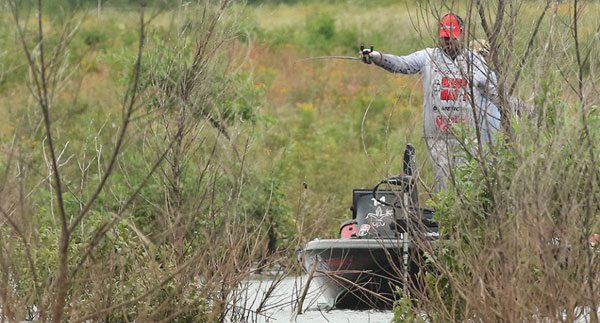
[{"x1": 3, "y1": 2, "x2": 597, "y2": 239}]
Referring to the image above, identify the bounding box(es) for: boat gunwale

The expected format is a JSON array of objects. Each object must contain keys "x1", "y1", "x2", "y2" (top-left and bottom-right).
[{"x1": 303, "y1": 236, "x2": 437, "y2": 251}]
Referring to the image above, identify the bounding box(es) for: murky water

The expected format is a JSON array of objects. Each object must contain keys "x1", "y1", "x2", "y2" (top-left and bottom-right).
[
  {"x1": 232, "y1": 275, "x2": 600, "y2": 322},
  {"x1": 230, "y1": 275, "x2": 393, "y2": 323}
]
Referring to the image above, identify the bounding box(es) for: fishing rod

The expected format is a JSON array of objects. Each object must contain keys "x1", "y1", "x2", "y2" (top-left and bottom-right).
[
  {"x1": 298, "y1": 45, "x2": 374, "y2": 63},
  {"x1": 297, "y1": 55, "x2": 361, "y2": 62}
]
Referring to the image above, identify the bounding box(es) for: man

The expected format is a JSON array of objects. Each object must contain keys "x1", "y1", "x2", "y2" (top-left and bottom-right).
[{"x1": 360, "y1": 13, "x2": 500, "y2": 191}]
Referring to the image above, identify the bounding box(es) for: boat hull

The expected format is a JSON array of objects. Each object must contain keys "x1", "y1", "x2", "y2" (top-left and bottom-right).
[{"x1": 300, "y1": 238, "x2": 413, "y2": 309}]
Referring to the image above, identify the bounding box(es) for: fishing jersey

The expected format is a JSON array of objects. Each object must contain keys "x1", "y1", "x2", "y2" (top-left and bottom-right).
[{"x1": 375, "y1": 48, "x2": 500, "y2": 141}]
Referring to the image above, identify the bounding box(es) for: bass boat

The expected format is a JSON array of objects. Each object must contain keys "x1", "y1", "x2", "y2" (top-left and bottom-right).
[{"x1": 298, "y1": 144, "x2": 439, "y2": 309}]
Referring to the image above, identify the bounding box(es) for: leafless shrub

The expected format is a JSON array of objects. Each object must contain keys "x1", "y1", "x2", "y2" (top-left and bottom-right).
[{"x1": 0, "y1": 1, "x2": 290, "y2": 322}]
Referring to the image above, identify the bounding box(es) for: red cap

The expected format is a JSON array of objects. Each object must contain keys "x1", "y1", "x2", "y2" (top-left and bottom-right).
[{"x1": 439, "y1": 14, "x2": 462, "y2": 38}]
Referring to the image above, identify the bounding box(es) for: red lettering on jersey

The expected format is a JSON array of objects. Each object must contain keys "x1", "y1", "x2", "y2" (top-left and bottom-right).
[
  {"x1": 442, "y1": 77, "x2": 450, "y2": 87},
  {"x1": 435, "y1": 115, "x2": 449, "y2": 132},
  {"x1": 439, "y1": 77, "x2": 469, "y2": 101},
  {"x1": 441, "y1": 89, "x2": 460, "y2": 101},
  {"x1": 441, "y1": 77, "x2": 468, "y2": 89},
  {"x1": 435, "y1": 115, "x2": 465, "y2": 132}
]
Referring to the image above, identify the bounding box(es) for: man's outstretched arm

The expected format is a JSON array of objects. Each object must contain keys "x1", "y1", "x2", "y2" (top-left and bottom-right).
[{"x1": 360, "y1": 48, "x2": 429, "y2": 75}]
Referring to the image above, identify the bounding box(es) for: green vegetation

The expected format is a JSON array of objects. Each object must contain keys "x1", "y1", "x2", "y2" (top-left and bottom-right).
[{"x1": 1, "y1": 0, "x2": 599, "y2": 321}]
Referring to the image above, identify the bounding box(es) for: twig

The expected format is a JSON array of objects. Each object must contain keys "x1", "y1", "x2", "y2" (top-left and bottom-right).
[
  {"x1": 508, "y1": 0, "x2": 551, "y2": 97},
  {"x1": 68, "y1": 6, "x2": 147, "y2": 234},
  {"x1": 297, "y1": 256, "x2": 318, "y2": 315}
]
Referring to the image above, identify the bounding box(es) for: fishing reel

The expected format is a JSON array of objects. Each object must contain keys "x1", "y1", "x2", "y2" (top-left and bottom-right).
[{"x1": 360, "y1": 45, "x2": 375, "y2": 64}]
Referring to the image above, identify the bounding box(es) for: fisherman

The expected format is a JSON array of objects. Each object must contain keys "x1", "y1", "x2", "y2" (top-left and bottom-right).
[{"x1": 360, "y1": 13, "x2": 500, "y2": 191}]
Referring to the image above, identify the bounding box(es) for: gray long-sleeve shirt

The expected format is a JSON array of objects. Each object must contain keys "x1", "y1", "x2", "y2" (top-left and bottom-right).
[{"x1": 375, "y1": 47, "x2": 500, "y2": 142}]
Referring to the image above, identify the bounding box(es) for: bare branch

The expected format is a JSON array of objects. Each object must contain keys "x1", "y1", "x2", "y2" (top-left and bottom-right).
[
  {"x1": 68, "y1": 7, "x2": 147, "y2": 234},
  {"x1": 508, "y1": 0, "x2": 552, "y2": 97},
  {"x1": 71, "y1": 141, "x2": 173, "y2": 278}
]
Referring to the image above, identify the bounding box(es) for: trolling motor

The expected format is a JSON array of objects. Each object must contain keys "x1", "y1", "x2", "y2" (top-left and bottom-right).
[
  {"x1": 342, "y1": 144, "x2": 436, "y2": 239},
  {"x1": 369, "y1": 144, "x2": 429, "y2": 235},
  {"x1": 371, "y1": 143, "x2": 418, "y2": 210}
]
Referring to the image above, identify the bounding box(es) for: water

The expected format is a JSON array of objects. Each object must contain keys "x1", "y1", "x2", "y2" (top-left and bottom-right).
[
  {"x1": 231, "y1": 275, "x2": 394, "y2": 323},
  {"x1": 233, "y1": 275, "x2": 600, "y2": 322}
]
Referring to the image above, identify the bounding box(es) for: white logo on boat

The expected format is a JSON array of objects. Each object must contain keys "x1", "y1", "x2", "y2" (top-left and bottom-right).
[{"x1": 366, "y1": 206, "x2": 393, "y2": 227}]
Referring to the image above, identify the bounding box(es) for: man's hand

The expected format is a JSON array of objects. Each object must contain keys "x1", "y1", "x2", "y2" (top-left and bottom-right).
[{"x1": 359, "y1": 45, "x2": 381, "y2": 64}]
